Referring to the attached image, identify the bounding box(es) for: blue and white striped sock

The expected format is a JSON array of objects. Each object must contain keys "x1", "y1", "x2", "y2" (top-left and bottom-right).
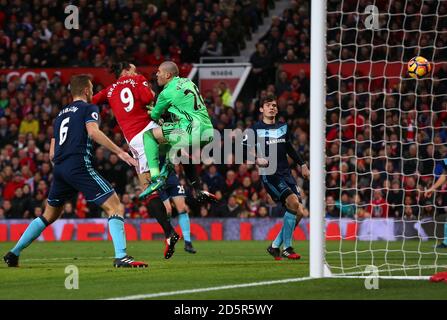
[
  {"x1": 272, "y1": 227, "x2": 283, "y2": 248},
  {"x1": 108, "y1": 215, "x2": 127, "y2": 259},
  {"x1": 11, "y1": 216, "x2": 49, "y2": 256},
  {"x1": 178, "y1": 212, "x2": 191, "y2": 243},
  {"x1": 282, "y1": 211, "x2": 296, "y2": 249}
]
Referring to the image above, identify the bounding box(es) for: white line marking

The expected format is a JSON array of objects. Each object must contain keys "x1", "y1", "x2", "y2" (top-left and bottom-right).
[
  {"x1": 106, "y1": 273, "x2": 435, "y2": 300},
  {"x1": 106, "y1": 277, "x2": 314, "y2": 300}
]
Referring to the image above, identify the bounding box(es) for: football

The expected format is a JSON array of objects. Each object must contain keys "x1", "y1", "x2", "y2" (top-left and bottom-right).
[{"x1": 407, "y1": 56, "x2": 432, "y2": 79}]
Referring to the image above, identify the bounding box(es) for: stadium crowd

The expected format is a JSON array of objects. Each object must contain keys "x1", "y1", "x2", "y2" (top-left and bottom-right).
[
  {"x1": 0, "y1": 0, "x2": 271, "y2": 68},
  {"x1": 0, "y1": 0, "x2": 311, "y2": 220},
  {"x1": 325, "y1": 1, "x2": 447, "y2": 220},
  {"x1": 326, "y1": 0, "x2": 447, "y2": 63},
  {"x1": 1, "y1": 0, "x2": 446, "y2": 223}
]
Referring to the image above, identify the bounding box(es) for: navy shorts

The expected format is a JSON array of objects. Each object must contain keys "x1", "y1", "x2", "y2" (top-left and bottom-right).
[
  {"x1": 261, "y1": 174, "x2": 301, "y2": 205},
  {"x1": 47, "y1": 158, "x2": 115, "y2": 207},
  {"x1": 159, "y1": 173, "x2": 186, "y2": 202}
]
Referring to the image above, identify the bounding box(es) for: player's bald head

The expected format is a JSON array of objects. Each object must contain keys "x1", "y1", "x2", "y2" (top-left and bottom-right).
[
  {"x1": 157, "y1": 61, "x2": 179, "y2": 86},
  {"x1": 160, "y1": 61, "x2": 179, "y2": 77}
]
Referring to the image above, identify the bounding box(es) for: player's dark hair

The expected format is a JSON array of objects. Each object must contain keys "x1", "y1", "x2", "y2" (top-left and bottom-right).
[
  {"x1": 70, "y1": 74, "x2": 91, "y2": 96},
  {"x1": 260, "y1": 94, "x2": 277, "y2": 108},
  {"x1": 110, "y1": 61, "x2": 131, "y2": 78}
]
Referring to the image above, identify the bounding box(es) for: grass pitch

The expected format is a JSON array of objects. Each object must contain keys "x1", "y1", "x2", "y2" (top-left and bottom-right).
[{"x1": 1, "y1": 240, "x2": 447, "y2": 300}]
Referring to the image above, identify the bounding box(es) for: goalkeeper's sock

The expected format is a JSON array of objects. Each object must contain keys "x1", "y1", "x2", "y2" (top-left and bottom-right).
[
  {"x1": 147, "y1": 196, "x2": 174, "y2": 237},
  {"x1": 283, "y1": 211, "x2": 297, "y2": 249},
  {"x1": 108, "y1": 215, "x2": 127, "y2": 259},
  {"x1": 143, "y1": 130, "x2": 160, "y2": 179},
  {"x1": 11, "y1": 216, "x2": 49, "y2": 256},
  {"x1": 178, "y1": 212, "x2": 191, "y2": 243},
  {"x1": 272, "y1": 227, "x2": 283, "y2": 248}
]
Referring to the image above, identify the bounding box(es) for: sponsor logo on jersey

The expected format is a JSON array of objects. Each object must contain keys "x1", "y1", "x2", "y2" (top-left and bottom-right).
[{"x1": 266, "y1": 138, "x2": 286, "y2": 145}]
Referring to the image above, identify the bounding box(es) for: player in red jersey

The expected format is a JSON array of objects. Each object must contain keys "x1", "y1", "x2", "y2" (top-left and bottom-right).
[{"x1": 93, "y1": 62, "x2": 180, "y2": 259}]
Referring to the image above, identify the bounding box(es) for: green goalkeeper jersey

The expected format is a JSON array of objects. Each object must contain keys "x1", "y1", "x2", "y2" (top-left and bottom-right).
[{"x1": 151, "y1": 76, "x2": 212, "y2": 126}]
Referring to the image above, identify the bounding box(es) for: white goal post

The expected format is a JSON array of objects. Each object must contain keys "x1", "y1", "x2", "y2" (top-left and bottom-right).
[
  {"x1": 310, "y1": 0, "x2": 447, "y2": 279},
  {"x1": 310, "y1": 0, "x2": 327, "y2": 278}
]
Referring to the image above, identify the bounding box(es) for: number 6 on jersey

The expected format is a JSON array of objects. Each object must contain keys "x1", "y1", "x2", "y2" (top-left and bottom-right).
[{"x1": 59, "y1": 117, "x2": 70, "y2": 145}]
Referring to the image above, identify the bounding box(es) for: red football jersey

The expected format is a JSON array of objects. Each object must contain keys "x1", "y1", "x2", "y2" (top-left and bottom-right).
[{"x1": 93, "y1": 74, "x2": 154, "y2": 142}]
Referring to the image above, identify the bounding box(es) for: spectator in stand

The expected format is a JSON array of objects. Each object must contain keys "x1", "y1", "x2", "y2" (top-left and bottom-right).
[
  {"x1": 247, "y1": 192, "x2": 261, "y2": 217},
  {"x1": 250, "y1": 42, "x2": 274, "y2": 89},
  {"x1": 19, "y1": 112, "x2": 39, "y2": 138},
  {"x1": 181, "y1": 34, "x2": 201, "y2": 63},
  {"x1": 224, "y1": 170, "x2": 240, "y2": 198},
  {"x1": 200, "y1": 31, "x2": 223, "y2": 58},
  {"x1": 387, "y1": 180, "x2": 404, "y2": 218},
  {"x1": 217, "y1": 82, "x2": 232, "y2": 108},
  {"x1": 133, "y1": 43, "x2": 151, "y2": 66},
  {"x1": 2, "y1": 200, "x2": 12, "y2": 219},
  {"x1": 201, "y1": 165, "x2": 225, "y2": 195},
  {"x1": 257, "y1": 205, "x2": 269, "y2": 218},
  {"x1": 10, "y1": 188, "x2": 30, "y2": 219},
  {"x1": 148, "y1": 46, "x2": 165, "y2": 66},
  {"x1": 368, "y1": 190, "x2": 389, "y2": 218},
  {"x1": 335, "y1": 192, "x2": 356, "y2": 218},
  {"x1": 3, "y1": 173, "x2": 25, "y2": 201},
  {"x1": 217, "y1": 195, "x2": 243, "y2": 218},
  {"x1": 326, "y1": 195, "x2": 340, "y2": 218},
  {"x1": 61, "y1": 203, "x2": 77, "y2": 219}
]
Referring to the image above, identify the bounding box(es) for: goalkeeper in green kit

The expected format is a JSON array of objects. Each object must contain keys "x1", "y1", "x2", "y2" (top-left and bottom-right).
[{"x1": 139, "y1": 61, "x2": 217, "y2": 203}]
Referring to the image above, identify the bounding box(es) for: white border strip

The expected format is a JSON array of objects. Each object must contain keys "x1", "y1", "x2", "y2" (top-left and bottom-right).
[
  {"x1": 106, "y1": 277, "x2": 314, "y2": 300},
  {"x1": 187, "y1": 66, "x2": 198, "y2": 80},
  {"x1": 230, "y1": 64, "x2": 252, "y2": 107},
  {"x1": 106, "y1": 273, "x2": 432, "y2": 300}
]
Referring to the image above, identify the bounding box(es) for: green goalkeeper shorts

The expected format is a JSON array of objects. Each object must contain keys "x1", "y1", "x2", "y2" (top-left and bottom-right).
[{"x1": 162, "y1": 121, "x2": 214, "y2": 147}]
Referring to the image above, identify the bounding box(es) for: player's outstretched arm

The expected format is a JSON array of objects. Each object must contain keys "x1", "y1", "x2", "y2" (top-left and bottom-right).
[
  {"x1": 425, "y1": 174, "x2": 447, "y2": 198},
  {"x1": 92, "y1": 88, "x2": 108, "y2": 105},
  {"x1": 85, "y1": 122, "x2": 137, "y2": 167},
  {"x1": 151, "y1": 91, "x2": 170, "y2": 121}
]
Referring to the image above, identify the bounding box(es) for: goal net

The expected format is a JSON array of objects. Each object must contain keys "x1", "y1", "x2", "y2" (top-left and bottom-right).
[{"x1": 324, "y1": 0, "x2": 447, "y2": 278}]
